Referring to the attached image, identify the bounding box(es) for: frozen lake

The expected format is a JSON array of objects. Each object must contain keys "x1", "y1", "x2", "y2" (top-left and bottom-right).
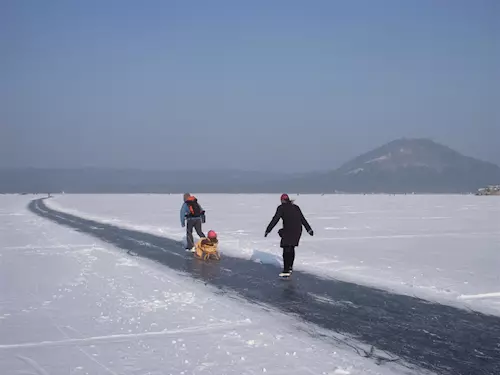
[
  {"x1": 1, "y1": 194, "x2": 500, "y2": 375},
  {"x1": 46, "y1": 193, "x2": 500, "y2": 314}
]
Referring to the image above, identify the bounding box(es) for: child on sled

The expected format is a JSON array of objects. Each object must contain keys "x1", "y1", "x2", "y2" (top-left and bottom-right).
[{"x1": 194, "y1": 230, "x2": 220, "y2": 261}]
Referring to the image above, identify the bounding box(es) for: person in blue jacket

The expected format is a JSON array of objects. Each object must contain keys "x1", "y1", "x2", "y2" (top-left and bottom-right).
[{"x1": 180, "y1": 193, "x2": 206, "y2": 252}]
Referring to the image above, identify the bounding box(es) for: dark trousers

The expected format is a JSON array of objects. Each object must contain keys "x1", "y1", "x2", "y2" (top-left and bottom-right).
[
  {"x1": 186, "y1": 219, "x2": 205, "y2": 249},
  {"x1": 282, "y1": 246, "x2": 295, "y2": 272}
]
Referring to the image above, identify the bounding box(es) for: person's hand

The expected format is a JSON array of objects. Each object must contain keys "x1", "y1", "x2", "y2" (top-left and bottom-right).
[
  {"x1": 264, "y1": 231, "x2": 269, "y2": 237},
  {"x1": 308, "y1": 229, "x2": 314, "y2": 236}
]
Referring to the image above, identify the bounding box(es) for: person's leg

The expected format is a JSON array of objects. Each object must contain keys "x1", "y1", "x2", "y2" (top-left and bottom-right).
[
  {"x1": 194, "y1": 219, "x2": 205, "y2": 238},
  {"x1": 282, "y1": 247, "x2": 288, "y2": 273},
  {"x1": 282, "y1": 246, "x2": 293, "y2": 273},
  {"x1": 186, "y1": 220, "x2": 195, "y2": 249},
  {"x1": 289, "y1": 246, "x2": 295, "y2": 272}
]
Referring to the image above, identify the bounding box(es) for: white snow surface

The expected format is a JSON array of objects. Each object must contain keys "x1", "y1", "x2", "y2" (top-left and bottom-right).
[
  {"x1": 43, "y1": 193, "x2": 500, "y2": 316},
  {"x1": 1, "y1": 195, "x2": 422, "y2": 375}
]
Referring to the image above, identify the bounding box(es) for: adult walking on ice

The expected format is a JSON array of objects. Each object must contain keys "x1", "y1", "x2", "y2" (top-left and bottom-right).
[
  {"x1": 180, "y1": 193, "x2": 206, "y2": 252},
  {"x1": 265, "y1": 194, "x2": 314, "y2": 277}
]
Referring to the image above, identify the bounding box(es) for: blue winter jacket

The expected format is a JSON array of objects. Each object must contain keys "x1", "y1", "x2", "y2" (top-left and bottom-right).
[{"x1": 180, "y1": 202, "x2": 205, "y2": 226}]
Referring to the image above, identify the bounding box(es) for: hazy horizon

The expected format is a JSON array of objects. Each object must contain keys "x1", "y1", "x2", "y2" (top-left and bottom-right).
[
  {"x1": 2, "y1": 135, "x2": 500, "y2": 173},
  {"x1": 2, "y1": 0, "x2": 498, "y2": 172}
]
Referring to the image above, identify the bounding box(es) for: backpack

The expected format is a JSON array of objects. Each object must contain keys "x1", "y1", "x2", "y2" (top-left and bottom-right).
[{"x1": 186, "y1": 197, "x2": 203, "y2": 217}]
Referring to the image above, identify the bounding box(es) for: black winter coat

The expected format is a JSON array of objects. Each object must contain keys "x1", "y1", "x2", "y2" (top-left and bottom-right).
[{"x1": 265, "y1": 202, "x2": 312, "y2": 247}]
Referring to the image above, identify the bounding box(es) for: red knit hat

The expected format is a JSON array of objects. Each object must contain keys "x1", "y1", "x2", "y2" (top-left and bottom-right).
[
  {"x1": 280, "y1": 193, "x2": 290, "y2": 201},
  {"x1": 207, "y1": 230, "x2": 217, "y2": 239}
]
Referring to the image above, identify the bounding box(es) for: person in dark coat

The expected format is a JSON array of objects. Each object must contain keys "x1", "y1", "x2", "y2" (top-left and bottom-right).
[{"x1": 265, "y1": 194, "x2": 313, "y2": 276}]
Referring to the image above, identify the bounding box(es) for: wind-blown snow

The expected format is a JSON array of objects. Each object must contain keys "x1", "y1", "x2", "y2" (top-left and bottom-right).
[
  {"x1": 43, "y1": 193, "x2": 500, "y2": 316},
  {"x1": 1, "y1": 195, "x2": 419, "y2": 375}
]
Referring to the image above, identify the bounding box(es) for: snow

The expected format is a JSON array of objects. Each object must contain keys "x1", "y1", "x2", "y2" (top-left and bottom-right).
[
  {"x1": 2, "y1": 193, "x2": 500, "y2": 374},
  {"x1": 365, "y1": 154, "x2": 391, "y2": 163},
  {"x1": 346, "y1": 168, "x2": 364, "y2": 175},
  {"x1": 1, "y1": 195, "x2": 417, "y2": 375},
  {"x1": 44, "y1": 193, "x2": 500, "y2": 316}
]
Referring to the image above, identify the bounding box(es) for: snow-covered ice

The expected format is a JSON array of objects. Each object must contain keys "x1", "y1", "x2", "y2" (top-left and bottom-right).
[
  {"x1": 1, "y1": 195, "x2": 420, "y2": 375},
  {"x1": 2, "y1": 193, "x2": 500, "y2": 375}
]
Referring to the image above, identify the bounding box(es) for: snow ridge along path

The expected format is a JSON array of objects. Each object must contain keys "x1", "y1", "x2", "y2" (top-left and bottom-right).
[{"x1": 29, "y1": 198, "x2": 500, "y2": 375}]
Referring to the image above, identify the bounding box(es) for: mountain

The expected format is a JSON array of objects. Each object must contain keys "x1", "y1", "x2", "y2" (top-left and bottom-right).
[{"x1": 278, "y1": 138, "x2": 500, "y2": 193}]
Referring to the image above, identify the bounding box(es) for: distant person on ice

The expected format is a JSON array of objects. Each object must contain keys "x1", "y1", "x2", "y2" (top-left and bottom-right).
[
  {"x1": 180, "y1": 193, "x2": 206, "y2": 252},
  {"x1": 265, "y1": 194, "x2": 314, "y2": 277}
]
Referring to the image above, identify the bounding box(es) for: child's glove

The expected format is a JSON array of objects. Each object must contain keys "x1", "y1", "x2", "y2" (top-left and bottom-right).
[{"x1": 308, "y1": 229, "x2": 314, "y2": 236}]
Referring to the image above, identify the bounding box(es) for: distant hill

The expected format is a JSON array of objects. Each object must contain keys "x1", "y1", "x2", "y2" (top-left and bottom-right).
[
  {"x1": 277, "y1": 138, "x2": 500, "y2": 193},
  {"x1": 2, "y1": 139, "x2": 499, "y2": 194}
]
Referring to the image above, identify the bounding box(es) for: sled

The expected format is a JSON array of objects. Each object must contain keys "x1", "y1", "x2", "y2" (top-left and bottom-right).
[{"x1": 194, "y1": 239, "x2": 220, "y2": 261}]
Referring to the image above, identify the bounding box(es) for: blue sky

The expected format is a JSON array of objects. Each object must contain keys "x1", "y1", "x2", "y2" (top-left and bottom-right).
[{"x1": 1, "y1": 0, "x2": 498, "y2": 171}]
